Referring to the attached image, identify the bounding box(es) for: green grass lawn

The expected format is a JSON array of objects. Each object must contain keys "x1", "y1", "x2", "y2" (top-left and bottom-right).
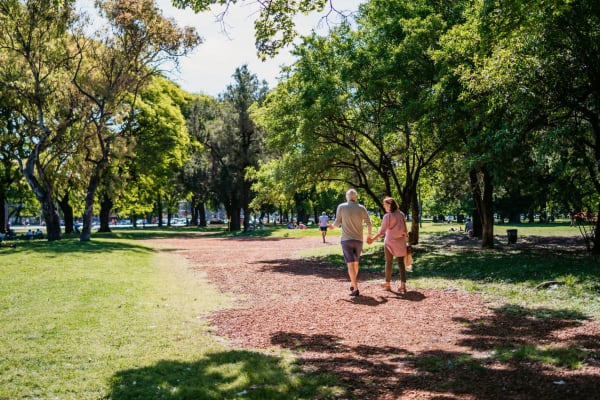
[
  {"x1": 0, "y1": 233, "x2": 341, "y2": 399},
  {"x1": 0, "y1": 221, "x2": 597, "y2": 398}
]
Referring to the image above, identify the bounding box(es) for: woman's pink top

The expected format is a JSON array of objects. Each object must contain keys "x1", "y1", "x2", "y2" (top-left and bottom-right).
[{"x1": 376, "y1": 210, "x2": 408, "y2": 256}]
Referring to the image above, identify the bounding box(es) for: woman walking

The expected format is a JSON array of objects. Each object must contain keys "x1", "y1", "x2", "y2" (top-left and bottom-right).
[{"x1": 368, "y1": 196, "x2": 409, "y2": 293}]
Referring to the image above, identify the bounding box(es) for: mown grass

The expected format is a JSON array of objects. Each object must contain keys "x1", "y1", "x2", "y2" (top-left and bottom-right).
[{"x1": 0, "y1": 234, "x2": 343, "y2": 399}]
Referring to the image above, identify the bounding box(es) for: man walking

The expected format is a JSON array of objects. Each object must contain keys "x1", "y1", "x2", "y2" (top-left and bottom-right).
[{"x1": 329, "y1": 189, "x2": 373, "y2": 296}]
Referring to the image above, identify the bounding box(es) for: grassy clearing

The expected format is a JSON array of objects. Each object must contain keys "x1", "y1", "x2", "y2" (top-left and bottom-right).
[
  {"x1": 0, "y1": 235, "x2": 341, "y2": 399},
  {"x1": 409, "y1": 224, "x2": 600, "y2": 321}
]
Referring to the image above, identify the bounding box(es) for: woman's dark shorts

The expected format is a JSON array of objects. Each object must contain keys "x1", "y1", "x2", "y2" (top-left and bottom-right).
[{"x1": 319, "y1": 226, "x2": 328, "y2": 232}]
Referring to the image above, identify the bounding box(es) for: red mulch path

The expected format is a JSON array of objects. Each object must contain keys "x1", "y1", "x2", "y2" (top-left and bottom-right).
[{"x1": 148, "y1": 235, "x2": 600, "y2": 399}]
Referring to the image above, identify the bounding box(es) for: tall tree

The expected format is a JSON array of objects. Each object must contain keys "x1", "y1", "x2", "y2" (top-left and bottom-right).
[
  {"x1": 0, "y1": 0, "x2": 79, "y2": 240},
  {"x1": 202, "y1": 65, "x2": 268, "y2": 232},
  {"x1": 222, "y1": 65, "x2": 268, "y2": 231},
  {"x1": 432, "y1": 1, "x2": 519, "y2": 248},
  {"x1": 110, "y1": 76, "x2": 193, "y2": 229},
  {"x1": 72, "y1": 0, "x2": 200, "y2": 241},
  {"x1": 475, "y1": 0, "x2": 600, "y2": 252},
  {"x1": 435, "y1": 0, "x2": 600, "y2": 250},
  {"x1": 0, "y1": 98, "x2": 24, "y2": 233},
  {"x1": 183, "y1": 95, "x2": 220, "y2": 227},
  {"x1": 255, "y1": 0, "x2": 464, "y2": 243}
]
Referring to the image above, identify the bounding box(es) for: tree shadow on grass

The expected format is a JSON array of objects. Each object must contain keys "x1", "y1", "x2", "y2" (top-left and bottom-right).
[
  {"x1": 270, "y1": 306, "x2": 600, "y2": 399},
  {"x1": 387, "y1": 242, "x2": 600, "y2": 285},
  {"x1": 11, "y1": 231, "x2": 297, "y2": 256},
  {"x1": 454, "y1": 304, "x2": 600, "y2": 355},
  {"x1": 7, "y1": 237, "x2": 156, "y2": 255},
  {"x1": 107, "y1": 349, "x2": 342, "y2": 400}
]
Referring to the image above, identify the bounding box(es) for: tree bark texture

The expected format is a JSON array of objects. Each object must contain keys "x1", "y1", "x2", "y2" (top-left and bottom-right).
[
  {"x1": 98, "y1": 193, "x2": 113, "y2": 233},
  {"x1": 81, "y1": 169, "x2": 102, "y2": 242},
  {"x1": 22, "y1": 144, "x2": 61, "y2": 241},
  {"x1": 197, "y1": 201, "x2": 206, "y2": 226},
  {"x1": 58, "y1": 192, "x2": 74, "y2": 234},
  {"x1": 470, "y1": 167, "x2": 494, "y2": 249},
  {"x1": 410, "y1": 187, "x2": 420, "y2": 245}
]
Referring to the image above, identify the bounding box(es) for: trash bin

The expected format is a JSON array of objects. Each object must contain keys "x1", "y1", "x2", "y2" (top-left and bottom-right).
[{"x1": 507, "y1": 229, "x2": 517, "y2": 244}]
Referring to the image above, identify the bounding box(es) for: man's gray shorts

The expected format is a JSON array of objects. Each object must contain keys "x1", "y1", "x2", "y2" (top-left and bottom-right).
[{"x1": 341, "y1": 239, "x2": 363, "y2": 263}]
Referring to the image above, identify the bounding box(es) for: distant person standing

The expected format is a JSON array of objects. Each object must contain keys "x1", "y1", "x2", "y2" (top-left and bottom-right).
[
  {"x1": 329, "y1": 189, "x2": 373, "y2": 296},
  {"x1": 318, "y1": 212, "x2": 330, "y2": 243}
]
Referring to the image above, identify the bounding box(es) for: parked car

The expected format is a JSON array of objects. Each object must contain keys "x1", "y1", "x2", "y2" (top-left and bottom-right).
[{"x1": 170, "y1": 218, "x2": 187, "y2": 226}]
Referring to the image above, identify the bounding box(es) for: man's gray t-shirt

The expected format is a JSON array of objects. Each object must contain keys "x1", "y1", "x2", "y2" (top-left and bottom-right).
[{"x1": 333, "y1": 201, "x2": 372, "y2": 241}]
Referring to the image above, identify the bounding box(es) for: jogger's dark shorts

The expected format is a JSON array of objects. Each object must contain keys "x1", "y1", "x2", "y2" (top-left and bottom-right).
[{"x1": 341, "y1": 240, "x2": 363, "y2": 263}]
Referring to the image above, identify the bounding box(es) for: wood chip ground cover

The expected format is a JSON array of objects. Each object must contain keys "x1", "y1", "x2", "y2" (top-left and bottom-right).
[{"x1": 147, "y1": 235, "x2": 600, "y2": 399}]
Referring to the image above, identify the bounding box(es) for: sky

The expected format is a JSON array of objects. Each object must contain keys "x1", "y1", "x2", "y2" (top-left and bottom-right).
[
  {"x1": 149, "y1": 0, "x2": 363, "y2": 96},
  {"x1": 76, "y1": 0, "x2": 363, "y2": 96}
]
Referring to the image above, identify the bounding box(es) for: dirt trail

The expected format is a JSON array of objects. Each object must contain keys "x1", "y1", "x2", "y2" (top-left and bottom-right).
[{"x1": 147, "y1": 235, "x2": 600, "y2": 399}]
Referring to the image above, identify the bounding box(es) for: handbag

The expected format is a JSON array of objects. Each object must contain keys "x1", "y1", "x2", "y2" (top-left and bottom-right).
[{"x1": 405, "y1": 245, "x2": 413, "y2": 272}]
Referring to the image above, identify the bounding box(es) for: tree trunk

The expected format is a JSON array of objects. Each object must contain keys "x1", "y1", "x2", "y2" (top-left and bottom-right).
[
  {"x1": 593, "y1": 203, "x2": 600, "y2": 255},
  {"x1": 198, "y1": 202, "x2": 206, "y2": 227},
  {"x1": 480, "y1": 168, "x2": 494, "y2": 248},
  {"x1": 81, "y1": 168, "x2": 103, "y2": 242},
  {"x1": 410, "y1": 187, "x2": 420, "y2": 245},
  {"x1": 241, "y1": 175, "x2": 250, "y2": 232},
  {"x1": 297, "y1": 208, "x2": 308, "y2": 224},
  {"x1": 242, "y1": 207, "x2": 250, "y2": 231},
  {"x1": 156, "y1": 193, "x2": 163, "y2": 227},
  {"x1": 508, "y1": 210, "x2": 521, "y2": 223},
  {"x1": 227, "y1": 201, "x2": 241, "y2": 231},
  {"x1": 472, "y1": 207, "x2": 483, "y2": 239},
  {"x1": 190, "y1": 204, "x2": 198, "y2": 226},
  {"x1": 0, "y1": 192, "x2": 7, "y2": 234},
  {"x1": 58, "y1": 192, "x2": 74, "y2": 234},
  {"x1": 98, "y1": 193, "x2": 113, "y2": 233},
  {"x1": 470, "y1": 167, "x2": 494, "y2": 249},
  {"x1": 0, "y1": 162, "x2": 17, "y2": 234},
  {"x1": 42, "y1": 197, "x2": 62, "y2": 241},
  {"x1": 22, "y1": 154, "x2": 61, "y2": 241}
]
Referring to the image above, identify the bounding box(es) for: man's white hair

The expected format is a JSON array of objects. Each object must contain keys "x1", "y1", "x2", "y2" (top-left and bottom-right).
[{"x1": 346, "y1": 188, "x2": 358, "y2": 201}]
